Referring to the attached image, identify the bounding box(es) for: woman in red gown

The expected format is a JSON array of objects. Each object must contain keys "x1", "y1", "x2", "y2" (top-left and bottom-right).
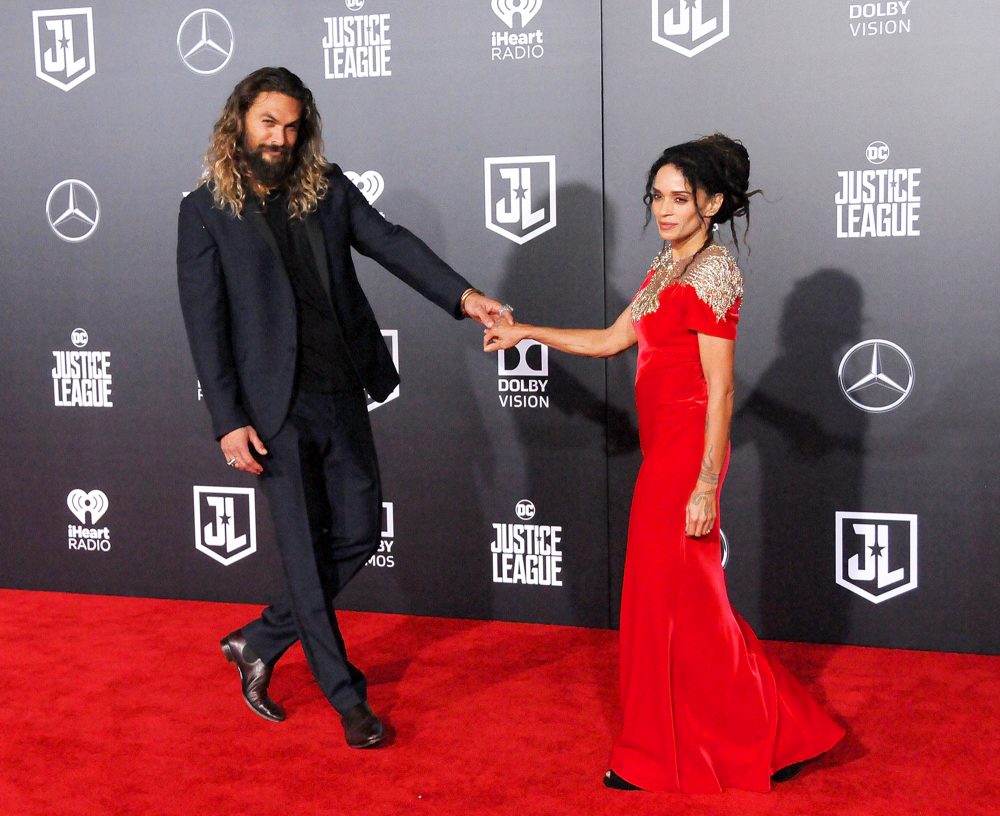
[{"x1": 484, "y1": 135, "x2": 844, "y2": 793}]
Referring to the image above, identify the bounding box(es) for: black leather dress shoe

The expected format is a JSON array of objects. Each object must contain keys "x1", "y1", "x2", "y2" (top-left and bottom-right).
[
  {"x1": 220, "y1": 630, "x2": 286, "y2": 722},
  {"x1": 340, "y1": 702, "x2": 385, "y2": 748}
]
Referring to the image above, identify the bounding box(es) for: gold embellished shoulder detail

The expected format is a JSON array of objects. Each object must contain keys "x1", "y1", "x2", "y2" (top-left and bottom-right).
[
  {"x1": 631, "y1": 243, "x2": 743, "y2": 322},
  {"x1": 678, "y1": 244, "x2": 743, "y2": 321},
  {"x1": 631, "y1": 244, "x2": 681, "y2": 322}
]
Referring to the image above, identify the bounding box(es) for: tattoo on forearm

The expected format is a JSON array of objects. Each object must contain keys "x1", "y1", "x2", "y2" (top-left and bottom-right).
[{"x1": 699, "y1": 443, "x2": 719, "y2": 485}]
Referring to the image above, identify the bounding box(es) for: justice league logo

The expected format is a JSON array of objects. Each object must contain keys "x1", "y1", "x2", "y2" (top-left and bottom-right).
[
  {"x1": 52, "y1": 327, "x2": 113, "y2": 408},
  {"x1": 836, "y1": 511, "x2": 918, "y2": 603},
  {"x1": 33, "y1": 7, "x2": 96, "y2": 91},
  {"x1": 491, "y1": 499, "x2": 563, "y2": 586},
  {"x1": 651, "y1": 0, "x2": 730, "y2": 58},
  {"x1": 836, "y1": 142, "x2": 921, "y2": 238},
  {"x1": 193, "y1": 486, "x2": 257, "y2": 566},
  {"x1": 484, "y1": 156, "x2": 556, "y2": 244}
]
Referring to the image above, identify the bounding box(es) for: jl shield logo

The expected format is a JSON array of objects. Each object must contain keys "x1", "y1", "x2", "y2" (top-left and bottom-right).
[
  {"x1": 33, "y1": 8, "x2": 96, "y2": 91},
  {"x1": 46, "y1": 179, "x2": 99, "y2": 243},
  {"x1": 367, "y1": 329, "x2": 399, "y2": 411},
  {"x1": 836, "y1": 511, "x2": 918, "y2": 603},
  {"x1": 177, "y1": 8, "x2": 234, "y2": 75},
  {"x1": 838, "y1": 339, "x2": 914, "y2": 413},
  {"x1": 484, "y1": 156, "x2": 556, "y2": 244},
  {"x1": 345, "y1": 170, "x2": 385, "y2": 206},
  {"x1": 492, "y1": 0, "x2": 543, "y2": 28},
  {"x1": 652, "y1": 0, "x2": 730, "y2": 58},
  {"x1": 193, "y1": 486, "x2": 257, "y2": 566},
  {"x1": 67, "y1": 489, "x2": 108, "y2": 524}
]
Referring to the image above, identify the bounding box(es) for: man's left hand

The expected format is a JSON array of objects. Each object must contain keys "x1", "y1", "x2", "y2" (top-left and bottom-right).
[{"x1": 464, "y1": 292, "x2": 515, "y2": 328}]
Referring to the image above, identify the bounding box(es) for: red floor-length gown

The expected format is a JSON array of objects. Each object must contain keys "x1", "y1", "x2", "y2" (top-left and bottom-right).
[{"x1": 609, "y1": 244, "x2": 844, "y2": 793}]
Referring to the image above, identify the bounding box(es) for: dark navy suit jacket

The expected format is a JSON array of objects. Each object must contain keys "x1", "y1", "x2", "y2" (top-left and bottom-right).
[{"x1": 177, "y1": 164, "x2": 472, "y2": 440}]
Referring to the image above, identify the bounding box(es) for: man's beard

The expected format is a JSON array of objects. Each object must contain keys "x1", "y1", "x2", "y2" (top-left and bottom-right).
[{"x1": 245, "y1": 143, "x2": 294, "y2": 189}]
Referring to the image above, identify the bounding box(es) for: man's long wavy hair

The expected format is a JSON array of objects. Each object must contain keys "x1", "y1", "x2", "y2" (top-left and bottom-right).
[{"x1": 201, "y1": 67, "x2": 329, "y2": 219}]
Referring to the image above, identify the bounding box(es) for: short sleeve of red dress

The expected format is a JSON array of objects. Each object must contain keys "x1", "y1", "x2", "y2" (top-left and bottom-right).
[{"x1": 680, "y1": 250, "x2": 743, "y2": 340}]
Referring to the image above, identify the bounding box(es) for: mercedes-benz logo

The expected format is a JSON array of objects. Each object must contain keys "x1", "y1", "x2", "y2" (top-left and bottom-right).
[
  {"x1": 46, "y1": 179, "x2": 99, "y2": 243},
  {"x1": 838, "y1": 339, "x2": 915, "y2": 413},
  {"x1": 177, "y1": 9, "x2": 234, "y2": 75}
]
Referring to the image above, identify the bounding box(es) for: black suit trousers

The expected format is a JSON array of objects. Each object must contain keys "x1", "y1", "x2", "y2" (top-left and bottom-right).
[{"x1": 241, "y1": 389, "x2": 380, "y2": 714}]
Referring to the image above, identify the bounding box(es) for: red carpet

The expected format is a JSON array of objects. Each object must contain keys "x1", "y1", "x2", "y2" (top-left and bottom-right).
[{"x1": 0, "y1": 590, "x2": 996, "y2": 816}]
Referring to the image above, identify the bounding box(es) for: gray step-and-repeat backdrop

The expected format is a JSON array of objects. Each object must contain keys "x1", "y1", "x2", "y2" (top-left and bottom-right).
[{"x1": 2, "y1": 2, "x2": 997, "y2": 654}]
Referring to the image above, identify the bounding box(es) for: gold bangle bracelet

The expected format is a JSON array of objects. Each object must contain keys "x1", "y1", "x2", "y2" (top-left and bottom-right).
[{"x1": 459, "y1": 287, "x2": 482, "y2": 317}]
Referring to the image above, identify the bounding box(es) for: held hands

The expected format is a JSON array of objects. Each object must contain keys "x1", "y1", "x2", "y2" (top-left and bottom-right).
[
  {"x1": 483, "y1": 321, "x2": 525, "y2": 352},
  {"x1": 464, "y1": 292, "x2": 515, "y2": 328},
  {"x1": 685, "y1": 480, "x2": 717, "y2": 538},
  {"x1": 220, "y1": 425, "x2": 267, "y2": 475}
]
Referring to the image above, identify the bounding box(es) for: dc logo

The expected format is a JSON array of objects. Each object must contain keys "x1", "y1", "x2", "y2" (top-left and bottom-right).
[
  {"x1": 838, "y1": 339, "x2": 914, "y2": 413},
  {"x1": 67, "y1": 489, "x2": 108, "y2": 524},
  {"x1": 33, "y1": 7, "x2": 96, "y2": 91},
  {"x1": 193, "y1": 486, "x2": 257, "y2": 566},
  {"x1": 46, "y1": 179, "x2": 99, "y2": 243},
  {"x1": 484, "y1": 156, "x2": 557, "y2": 244},
  {"x1": 367, "y1": 329, "x2": 400, "y2": 411},
  {"x1": 345, "y1": 170, "x2": 385, "y2": 206},
  {"x1": 499, "y1": 339, "x2": 548, "y2": 377},
  {"x1": 381, "y1": 502, "x2": 394, "y2": 538},
  {"x1": 177, "y1": 8, "x2": 234, "y2": 75},
  {"x1": 652, "y1": 0, "x2": 730, "y2": 58},
  {"x1": 720, "y1": 529, "x2": 729, "y2": 569},
  {"x1": 346, "y1": 0, "x2": 365, "y2": 9},
  {"x1": 492, "y1": 0, "x2": 543, "y2": 28},
  {"x1": 515, "y1": 500, "x2": 535, "y2": 521},
  {"x1": 71, "y1": 328, "x2": 89, "y2": 348},
  {"x1": 836, "y1": 512, "x2": 918, "y2": 603},
  {"x1": 866, "y1": 141, "x2": 890, "y2": 165}
]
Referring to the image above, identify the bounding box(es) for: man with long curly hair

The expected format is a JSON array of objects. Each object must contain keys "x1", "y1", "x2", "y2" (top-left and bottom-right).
[{"x1": 177, "y1": 66, "x2": 510, "y2": 748}]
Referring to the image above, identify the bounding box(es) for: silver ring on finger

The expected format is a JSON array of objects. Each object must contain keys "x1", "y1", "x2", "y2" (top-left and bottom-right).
[
  {"x1": 227, "y1": 457, "x2": 237, "y2": 467},
  {"x1": 498, "y1": 303, "x2": 514, "y2": 317}
]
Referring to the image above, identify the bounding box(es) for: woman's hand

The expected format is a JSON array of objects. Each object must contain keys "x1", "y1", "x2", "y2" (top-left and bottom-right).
[
  {"x1": 685, "y1": 479, "x2": 717, "y2": 538},
  {"x1": 484, "y1": 322, "x2": 527, "y2": 352}
]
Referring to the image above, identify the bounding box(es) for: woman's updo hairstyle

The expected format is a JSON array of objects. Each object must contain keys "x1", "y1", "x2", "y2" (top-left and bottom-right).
[{"x1": 642, "y1": 133, "x2": 761, "y2": 256}]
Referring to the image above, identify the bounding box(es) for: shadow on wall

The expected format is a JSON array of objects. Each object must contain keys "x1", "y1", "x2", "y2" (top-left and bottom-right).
[{"x1": 733, "y1": 269, "x2": 867, "y2": 649}]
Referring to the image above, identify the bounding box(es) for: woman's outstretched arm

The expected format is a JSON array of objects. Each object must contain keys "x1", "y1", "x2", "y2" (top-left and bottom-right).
[{"x1": 483, "y1": 304, "x2": 637, "y2": 358}]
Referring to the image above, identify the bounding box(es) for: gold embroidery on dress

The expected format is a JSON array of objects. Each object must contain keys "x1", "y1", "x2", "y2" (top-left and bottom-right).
[{"x1": 631, "y1": 243, "x2": 743, "y2": 323}]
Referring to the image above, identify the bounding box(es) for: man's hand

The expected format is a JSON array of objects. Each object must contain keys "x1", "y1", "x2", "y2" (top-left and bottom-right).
[
  {"x1": 220, "y1": 425, "x2": 267, "y2": 475},
  {"x1": 463, "y1": 292, "x2": 515, "y2": 328}
]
